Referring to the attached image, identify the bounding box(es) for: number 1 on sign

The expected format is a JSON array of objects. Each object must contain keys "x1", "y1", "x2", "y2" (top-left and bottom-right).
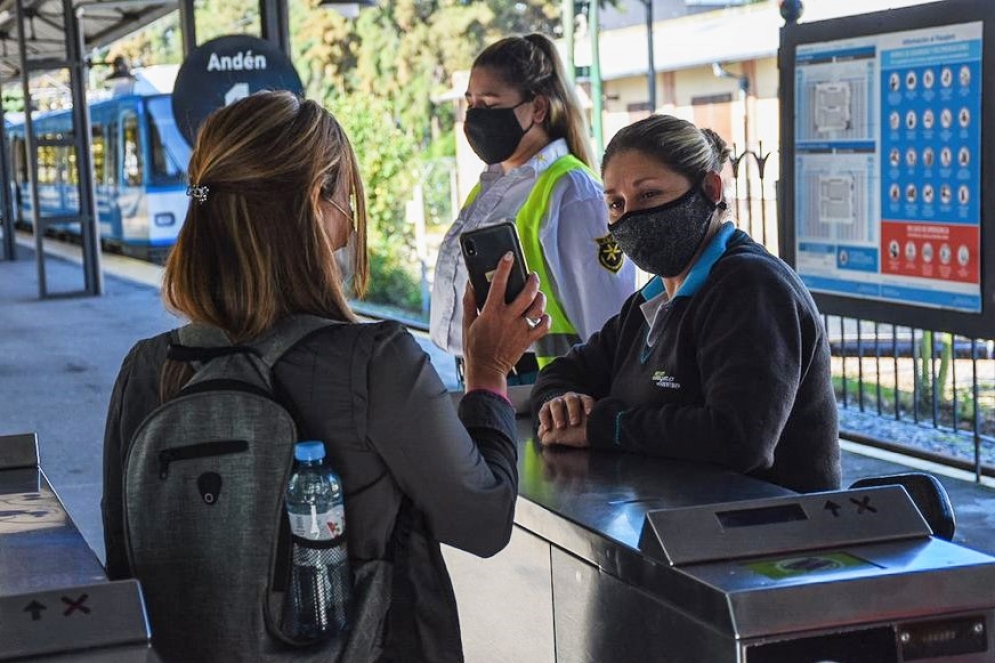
[{"x1": 225, "y1": 83, "x2": 250, "y2": 106}]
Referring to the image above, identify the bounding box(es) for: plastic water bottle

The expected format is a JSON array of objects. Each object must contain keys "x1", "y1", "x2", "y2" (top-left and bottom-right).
[{"x1": 282, "y1": 440, "x2": 351, "y2": 641}]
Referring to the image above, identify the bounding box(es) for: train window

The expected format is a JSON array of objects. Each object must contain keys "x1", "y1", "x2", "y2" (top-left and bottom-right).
[
  {"x1": 147, "y1": 96, "x2": 190, "y2": 186},
  {"x1": 37, "y1": 135, "x2": 56, "y2": 185},
  {"x1": 122, "y1": 113, "x2": 142, "y2": 186},
  {"x1": 66, "y1": 147, "x2": 79, "y2": 186},
  {"x1": 106, "y1": 121, "x2": 118, "y2": 186},
  {"x1": 92, "y1": 125, "x2": 107, "y2": 186}
]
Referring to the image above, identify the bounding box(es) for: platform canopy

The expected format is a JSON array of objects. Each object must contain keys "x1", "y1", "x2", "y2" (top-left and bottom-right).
[{"x1": 0, "y1": 0, "x2": 176, "y2": 79}]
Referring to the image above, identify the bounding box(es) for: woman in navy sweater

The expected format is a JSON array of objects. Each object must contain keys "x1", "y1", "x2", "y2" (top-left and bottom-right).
[{"x1": 532, "y1": 115, "x2": 840, "y2": 493}]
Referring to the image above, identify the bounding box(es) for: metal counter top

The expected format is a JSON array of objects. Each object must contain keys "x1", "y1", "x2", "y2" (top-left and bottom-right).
[
  {"x1": 510, "y1": 416, "x2": 791, "y2": 570},
  {"x1": 0, "y1": 434, "x2": 153, "y2": 662},
  {"x1": 0, "y1": 469, "x2": 107, "y2": 595},
  {"x1": 502, "y1": 417, "x2": 995, "y2": 647}
]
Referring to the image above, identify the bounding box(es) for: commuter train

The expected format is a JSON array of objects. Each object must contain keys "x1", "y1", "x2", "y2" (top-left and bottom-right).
[{"x1": 7, "y1": 91, "x2": 191, "y2": 262}]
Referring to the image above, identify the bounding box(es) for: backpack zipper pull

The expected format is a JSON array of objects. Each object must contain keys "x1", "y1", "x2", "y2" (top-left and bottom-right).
[{"x1": 159, "y1": 449, "x2": 176, "y2": 479}]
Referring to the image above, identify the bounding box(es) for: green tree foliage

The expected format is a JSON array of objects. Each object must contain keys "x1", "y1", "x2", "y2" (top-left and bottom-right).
[
  {"x1": 325, "y1": 91, "x2": 422, "y2": 310},
  {"x1": 106, "y1": 0, "x2": 260, "y2": 66},
  {"x1": 195, "y1": 0, "x2": 262, "y2": 42},
  {"x1": 291, "y1": 3, "x2": 359, "y2": 97},
  {"x1": 292, "y1": 0, "x2": 560, "y2": 145},
  {"x1": 104, "y1": 13, "x2": 181, "y2": 66},
  {"x1": 2, "y1": 86, "x2": 24, "y2": 113}
]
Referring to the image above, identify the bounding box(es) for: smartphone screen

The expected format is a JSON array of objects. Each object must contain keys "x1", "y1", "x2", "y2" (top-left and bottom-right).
[{"x1": 460, "y1": 221, "x2": 529, "y2": 308}]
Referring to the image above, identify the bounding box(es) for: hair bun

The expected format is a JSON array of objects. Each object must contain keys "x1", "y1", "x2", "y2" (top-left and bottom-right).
[{"x1": 700, "y1": 127, "x2": 731, "y2": 168}]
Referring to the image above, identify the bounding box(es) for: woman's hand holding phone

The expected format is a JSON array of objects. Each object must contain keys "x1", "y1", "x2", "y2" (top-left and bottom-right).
[
  {"x1": 460, "y1": 222, "x2": 529, "y2": 309},
  {"x1": 461, "y1": 251, "x2": 550, "y2": 397}
]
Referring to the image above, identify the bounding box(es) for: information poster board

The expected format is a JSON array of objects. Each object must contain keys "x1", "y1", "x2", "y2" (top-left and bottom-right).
[{"x1": 779, "y1": 0, "x2": 995, "y2": 337}]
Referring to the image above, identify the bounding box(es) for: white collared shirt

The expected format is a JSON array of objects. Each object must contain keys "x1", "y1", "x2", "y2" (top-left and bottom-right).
[{"x1": 430, "y1": 139, "x2": 637, "y2": 356}]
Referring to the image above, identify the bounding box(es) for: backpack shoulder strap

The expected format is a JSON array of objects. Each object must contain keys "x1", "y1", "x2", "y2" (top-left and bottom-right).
[
  {"x1": 169, "y1": 316, "x2": 341, "y2": 369},
  {"x1": 250, "y1": 314, "x2": 342, "y2": 369},
  {"x1": 383, "y1": 496, "x2": 418, "y2": 658},
  {"x1": 176, "y1": 323, "x2": 232, "y2": 349},
  {"x1": 168, "y1": 325, "x2": 245, "y2": 365}
]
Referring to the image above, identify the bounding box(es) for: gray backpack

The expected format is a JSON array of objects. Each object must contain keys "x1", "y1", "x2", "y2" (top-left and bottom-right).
[{"x1": 123, "y1": 316, "x2": 399, "y2": 663}]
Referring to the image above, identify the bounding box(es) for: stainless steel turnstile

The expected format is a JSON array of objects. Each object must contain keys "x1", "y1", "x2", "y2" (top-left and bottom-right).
[
  {"x1": 638, "y1": 486, "x2": 994, "y2": 661},
  {"x1": 0, "y1": 433, "x2": 156, "y2": 661},
  {"x1": 445, "y1": 420, "x2": 995, "y2": 663}
]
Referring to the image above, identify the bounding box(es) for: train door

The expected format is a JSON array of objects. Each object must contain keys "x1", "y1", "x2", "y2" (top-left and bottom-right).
[
  {"x1": 35, "y1": 127, "x2": 66, "y2": 218},
  {"x1": 117, "y1": 105, "x2": 148, "y2": 250},
  {"x1": 144, "y1": 95, "x2": 189, "y2": 255},
  {"x1": 11, "y1": 134, "x2": 27, "y2": 224},
  {"x1": 6, "y1": 117, "x2": 73, "y2": 231},
  {"x1": 91, "y1": 106, "x2": 123, "y2": 245}
]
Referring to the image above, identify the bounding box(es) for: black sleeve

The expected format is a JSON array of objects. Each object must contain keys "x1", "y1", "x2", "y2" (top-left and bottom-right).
[
  {"x1": 101, "y1": 336, "x2": 169, "y2": 579},
  {"x1": 530, "y1": 307, "x2": 625, "y2": 426},
  {"x1": 364, "y1": 324, "x2": 519, "y2": 558},
  {"x1": 587, "y1": 260, "x2": 809, "y2": 475},
  {"x1": 101, "y1": 346, "x2": 140, "y2": 580}
]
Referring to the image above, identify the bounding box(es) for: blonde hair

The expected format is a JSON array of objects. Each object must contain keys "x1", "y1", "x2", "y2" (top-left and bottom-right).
[
  {"x1": 473, "y1": 33, "x2": 596, "y2": 169},
  {"x1": 162, "y1": 90, "x2": 368, "y2": 343},
  {"x1": 602, "y1": 114, "x2": 731, "y2": 182}
]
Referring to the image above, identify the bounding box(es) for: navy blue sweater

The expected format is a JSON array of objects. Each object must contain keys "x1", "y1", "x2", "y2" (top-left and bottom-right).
[{"x1": 532, "y1": 228, "x2": 840, "y2": 493}]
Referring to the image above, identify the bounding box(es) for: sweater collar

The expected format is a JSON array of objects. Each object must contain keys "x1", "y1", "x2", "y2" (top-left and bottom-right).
[
  {"x1": 638, "y1": 222, "x2": 737, "y2": 331},
  {"x1": 639, "y1": 221, "x2": 737, "y2": 304},
  {"x1": 673, "y1": 221, "x2": 737, "y2": 299}
]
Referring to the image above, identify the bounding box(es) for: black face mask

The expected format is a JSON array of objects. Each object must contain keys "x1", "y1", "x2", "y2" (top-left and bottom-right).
[
  {"x1": 464, "y1": 100, "x2": 534, "y2": 165},
  {"x1": 609, "y1": 186, "x2": 720, "y2": 277}
]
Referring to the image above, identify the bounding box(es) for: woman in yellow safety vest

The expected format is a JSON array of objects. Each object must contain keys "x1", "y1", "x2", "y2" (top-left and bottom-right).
[{"x1": 430, "y1": 33, "x2": 636, "y2": 383}]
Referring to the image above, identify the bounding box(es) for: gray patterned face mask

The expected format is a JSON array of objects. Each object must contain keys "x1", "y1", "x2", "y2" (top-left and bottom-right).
[{"x1": 608, "y1": 186, "x2": 720, "y2": 277}]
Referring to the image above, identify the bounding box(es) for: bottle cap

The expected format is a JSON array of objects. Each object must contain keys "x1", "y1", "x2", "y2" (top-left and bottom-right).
[{"x1": 294, "y1": 441, "x2": 325, "y2": 462}]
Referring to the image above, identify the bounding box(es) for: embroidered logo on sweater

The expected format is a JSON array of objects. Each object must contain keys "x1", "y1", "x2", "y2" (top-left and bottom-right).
[{"x1": 652, "y1": 370, "x2": 681, "y2": 390}]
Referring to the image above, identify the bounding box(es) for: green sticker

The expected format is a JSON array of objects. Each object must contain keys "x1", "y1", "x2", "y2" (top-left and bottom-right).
[{"x1": 746, "y1": 551, "x2": 872, "y2": 580}]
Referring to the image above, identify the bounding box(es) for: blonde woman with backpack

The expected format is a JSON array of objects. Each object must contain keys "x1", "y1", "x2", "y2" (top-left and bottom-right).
[{"x1": 102, "y1": 90, "x2": 549, "y2": 662}]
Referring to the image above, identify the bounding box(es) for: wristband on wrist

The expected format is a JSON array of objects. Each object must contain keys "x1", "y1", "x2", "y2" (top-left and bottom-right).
[{"x1": 465, "y1": 387, "x2": 513, "y2": 406}]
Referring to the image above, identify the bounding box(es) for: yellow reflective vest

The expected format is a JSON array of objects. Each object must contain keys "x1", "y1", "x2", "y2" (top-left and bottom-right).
[{"x1": 465, "y1": 154, "x2": 593, "y2": 367}]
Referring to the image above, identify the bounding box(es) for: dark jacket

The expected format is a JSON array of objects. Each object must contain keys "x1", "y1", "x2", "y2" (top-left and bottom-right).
[
  {"x1": 103, "y1": 320, "x2": 519, "y2": 662},
  {"x1": 532, "y1": 229, "x2": 840, "y2": 493}
]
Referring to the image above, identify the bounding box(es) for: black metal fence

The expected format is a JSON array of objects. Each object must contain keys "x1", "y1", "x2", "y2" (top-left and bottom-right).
[{"x1": 731, "y1": 146, "x2": 995, "y2": 483}]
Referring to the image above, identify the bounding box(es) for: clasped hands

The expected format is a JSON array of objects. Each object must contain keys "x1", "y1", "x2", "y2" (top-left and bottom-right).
[{"x1": 536, "y1": 391, "x2": 595, "y2": 448}]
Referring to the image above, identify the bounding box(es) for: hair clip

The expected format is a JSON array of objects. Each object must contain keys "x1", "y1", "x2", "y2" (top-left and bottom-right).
[{"x1": 186, "y1": 184, "x2": 210, "y2": 204}]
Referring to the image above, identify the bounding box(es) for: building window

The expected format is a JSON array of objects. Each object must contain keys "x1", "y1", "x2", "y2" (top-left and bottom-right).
[
  {"x1": 691, "y1": 93, "x2": 734, "y2": 147},
  {"x1": 626, "y1": 101, "x2": 653, "y2": 122}
]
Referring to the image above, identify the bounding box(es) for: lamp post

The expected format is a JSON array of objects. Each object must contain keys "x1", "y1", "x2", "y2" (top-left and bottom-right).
[
  {"x1": 588, "y1": 0, "x2": 602, "y2": 153},
  {"x1": 642, "y1": 0, "x2": 655, "y2": 112},
  {"x1": 318, "y1": 0, "x2": 378, "y2": 19},
  {"x1": 562, "y1": 0, "x2": 575, "y2": 83}
]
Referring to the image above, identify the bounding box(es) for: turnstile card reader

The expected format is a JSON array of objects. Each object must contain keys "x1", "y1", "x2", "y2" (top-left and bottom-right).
[
  {"x1": 637, "y1": 486, "x2": 995, "y2": 661},
  {"x1": 0, "y1": 432, "x2": 39, "y2": 470},
  {"x1": 0, "y1": 435, "x2": 158, "y2": 661},
  {"x1": 639, "y1": 485, "x2": 932, "y2": 565},
  {"x1": 0, "y1": 579, "x2": 152, "y2": 661}
]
